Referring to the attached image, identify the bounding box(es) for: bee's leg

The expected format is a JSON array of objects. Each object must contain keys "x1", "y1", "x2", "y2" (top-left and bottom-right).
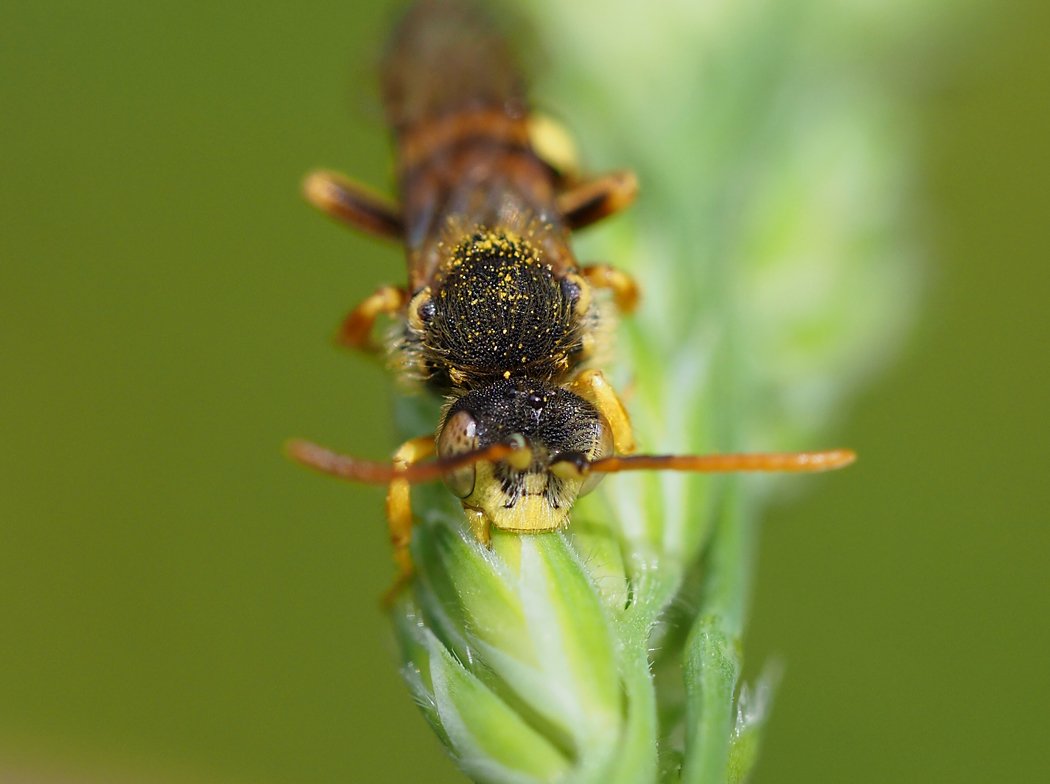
[
  {"x1": 568, "y1": 370, "x2": 637, "y2": 455},
  {"x1": 528, "y1": 112, "x2": 581, "y2": 180},
  {"x1": 463, "y1": 507, "x2": 491, "y2": 547},
  {"x1": 580, "y1": 263, "x2": 640, "y2": 314},
  {"x1": 338, "y1": 285, "x2": 408, "y2": 352},
  {"x1": 303, "y1": 170, "x2": 403, "y2": 240},
  {"x1": 558, "y1": 170, "x2": 639, "y2": 231},
  {"x1": 382, "y1": 435, "x2": 436, "y2": 604}
]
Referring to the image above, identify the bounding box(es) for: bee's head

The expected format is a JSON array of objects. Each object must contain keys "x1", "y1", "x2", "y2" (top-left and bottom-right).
[{"x1": 436, "y1": 377, "x2": 612, "y2": 531}]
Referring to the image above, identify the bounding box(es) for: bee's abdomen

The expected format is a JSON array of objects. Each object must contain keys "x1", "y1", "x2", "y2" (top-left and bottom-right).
[
  {"x1": 380, "y1": 2, "x2": 564, "y2": 290},
  {"x1": 380, "y1": 0, "x2": 524, "y2": 134}
]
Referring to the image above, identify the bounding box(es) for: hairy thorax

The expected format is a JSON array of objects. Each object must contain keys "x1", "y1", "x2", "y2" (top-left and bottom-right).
[{"x1": 398, "y1": 228, "x2": 598, "y2": 391}]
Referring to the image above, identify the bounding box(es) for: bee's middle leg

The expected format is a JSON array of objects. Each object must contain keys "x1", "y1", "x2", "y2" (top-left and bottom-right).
[
  {"x1": 337, "y1": 285, "x2": 408, "y2": 353},
  {"x1": 580, "y1": 263, "x2": 640, "y2": 314}
]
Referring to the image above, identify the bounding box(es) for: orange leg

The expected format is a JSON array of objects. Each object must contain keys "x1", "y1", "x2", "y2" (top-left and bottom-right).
[
  {"x1": 338, "y1": 285, "x2": 408, "y2": 353},
  {"x1": 383, "y1": 435, "x2": 436, "y2": 602},
  {"x1": 528, "y1": 113, "x2": 581, "y2": 181},
  {"x1": 303, "y1": 169, "x2": 403, "y2": 240},
  {"x1": 464, "y1": 507, "x2": 491, "y2": 547},
  {"x1": 558, "y1": 170, "x2": 639, "y2": 231},
  {"x1": 568, "y1": 369, "x2": 636, "y2": 455},
  {"x1": 581, "y1": 263, "x2": 640, "y2": 314}
]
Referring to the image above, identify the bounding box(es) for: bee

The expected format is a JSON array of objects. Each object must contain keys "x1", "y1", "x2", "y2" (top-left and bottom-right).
[{"x1": 288, "y1": 0, "x2": 854, "y2": 583}]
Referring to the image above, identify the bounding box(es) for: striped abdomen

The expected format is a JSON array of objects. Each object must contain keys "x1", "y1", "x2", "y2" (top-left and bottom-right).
[{"x1": 380, "y1": 0, "x2": 572, "y2": 290}]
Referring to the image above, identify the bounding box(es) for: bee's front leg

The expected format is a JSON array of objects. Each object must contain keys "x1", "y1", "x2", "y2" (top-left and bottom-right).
[
  {"x1": 383, "y1": 434, "x2": 436, "y2": 604},
  {"x1": 568, "y1": 369, "x2": 636, "y2": 455}
]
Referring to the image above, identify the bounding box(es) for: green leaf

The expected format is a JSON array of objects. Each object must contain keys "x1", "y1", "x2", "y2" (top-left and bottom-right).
[{"x1": 428, "y1": 635, "x2": 571, "y2": 784}]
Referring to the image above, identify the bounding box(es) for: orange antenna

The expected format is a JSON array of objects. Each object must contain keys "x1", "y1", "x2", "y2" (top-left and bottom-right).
[
  {"x1": 586, "y1": 449, "x2": 856, "y2": 475},
  {"x1": 290, "y1": 439, "x2": 856, "y2": 484},
  {"x1": 286, "y1": 438, "x2": 520, "y2": 484}
]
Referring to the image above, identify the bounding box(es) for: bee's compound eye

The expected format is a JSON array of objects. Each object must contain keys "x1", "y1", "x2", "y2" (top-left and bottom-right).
[
  {"x1": 579, "y1": 419, "x2": 614, "y2": 496},
  {"x1": 437, "y1": 409, "x2": 478, "y2": 498}
]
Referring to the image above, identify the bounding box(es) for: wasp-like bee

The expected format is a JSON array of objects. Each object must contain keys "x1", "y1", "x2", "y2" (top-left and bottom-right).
[{"x1": 289, "y1": 0, "x2": 853, "y2": 581}]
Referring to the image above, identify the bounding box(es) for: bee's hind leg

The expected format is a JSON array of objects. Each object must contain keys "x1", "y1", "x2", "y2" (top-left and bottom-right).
[
  {"x1": 558, "y1": 170, "x2": 639, "y2": 231},
  {"x1": 528, "y1": 113, "x2": 582, "y2": 180},
  {"x1": 303, "y1": 169, "x2": 403, "y2": 240},
  {"x1": 526, "y1": 113, "x2": 638, "y2": 230}
]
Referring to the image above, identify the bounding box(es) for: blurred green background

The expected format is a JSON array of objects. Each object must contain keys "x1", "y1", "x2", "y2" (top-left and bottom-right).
[{"x1": 1, "y1": 1, "x2": 1047, "y2": 783}]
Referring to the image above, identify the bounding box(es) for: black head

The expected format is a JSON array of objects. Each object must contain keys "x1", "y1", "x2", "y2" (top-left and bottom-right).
[{"x1": 436, "y1": 377, "x2": 611, "y2": 531}]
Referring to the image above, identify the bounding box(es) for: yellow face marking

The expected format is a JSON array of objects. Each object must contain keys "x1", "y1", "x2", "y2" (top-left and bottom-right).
[{"x1": 461, "y1": 462, "x2": 582, "y2": 533}]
